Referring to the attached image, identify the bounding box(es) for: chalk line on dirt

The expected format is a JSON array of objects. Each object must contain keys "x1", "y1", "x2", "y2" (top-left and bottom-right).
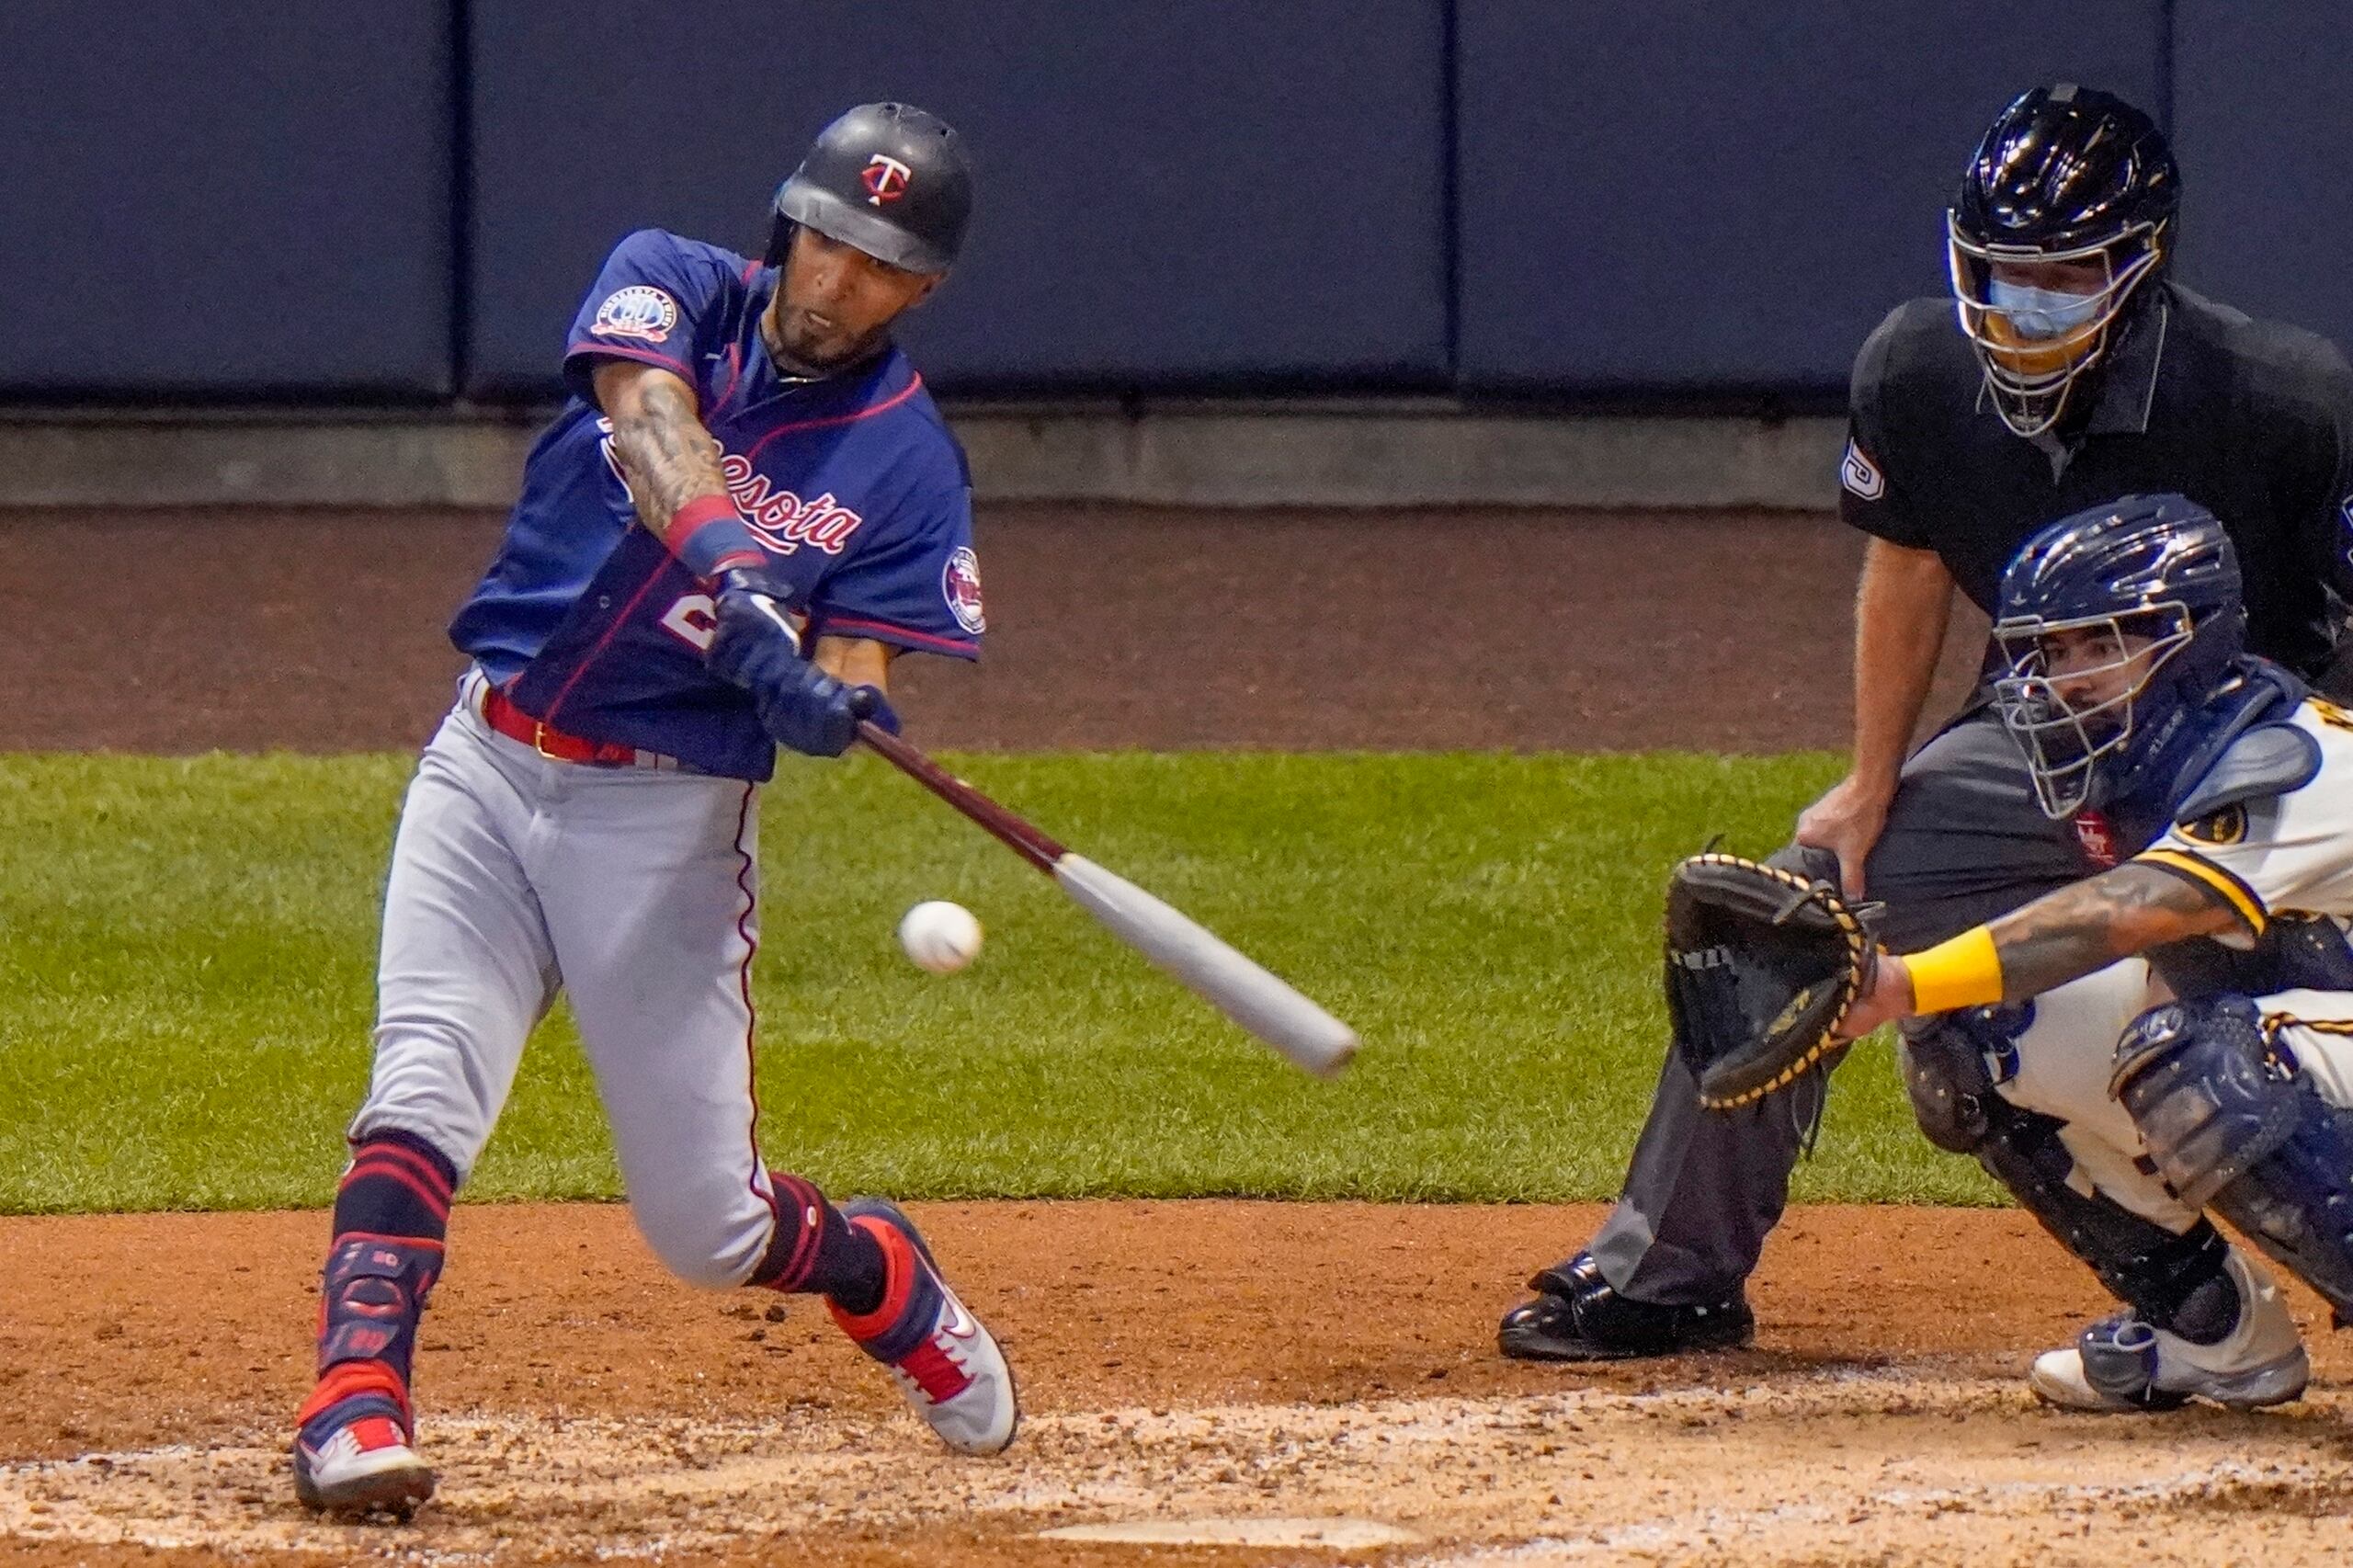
[{"x1": 4, "y1": 1370, "x2": 2349, "y2": 1564}]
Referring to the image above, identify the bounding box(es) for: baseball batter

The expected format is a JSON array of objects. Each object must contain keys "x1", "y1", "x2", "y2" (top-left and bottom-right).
[
  {"x1": 290, "y1": 104, "x2": 1015, "y2": 1517},
  {"x1": 1839, "y1": 493, "x2": 2353, "y2": 1411}
]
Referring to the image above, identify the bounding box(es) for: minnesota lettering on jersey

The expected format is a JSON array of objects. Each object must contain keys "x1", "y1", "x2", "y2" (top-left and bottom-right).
[{"x1": 596, "y1": 418, "x2": 867, "y2": 556}]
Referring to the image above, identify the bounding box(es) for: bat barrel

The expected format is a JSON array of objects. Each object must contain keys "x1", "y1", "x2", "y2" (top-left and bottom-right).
[{"x1": 1053, "y1": 853, "x2": 1358, "y2": 1077}]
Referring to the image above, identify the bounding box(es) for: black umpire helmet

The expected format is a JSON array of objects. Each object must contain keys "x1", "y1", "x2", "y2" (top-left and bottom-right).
[
  {"x1": 1947, "y1": 85, "x2": 2178, "y2": 437},
  {"x1": 765, "y1": 103, "x2": 973, "y2": 276}
]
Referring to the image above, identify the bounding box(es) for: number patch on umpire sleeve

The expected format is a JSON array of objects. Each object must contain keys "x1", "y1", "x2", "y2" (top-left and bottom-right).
[{"x1": 1840, "y1": 438, "x2": 1886, "y2": 501}]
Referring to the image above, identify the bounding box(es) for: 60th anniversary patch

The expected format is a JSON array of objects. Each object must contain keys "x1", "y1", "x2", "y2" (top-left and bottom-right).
[{"x1": 591, "y1": 286, "x2": 681, "y2": 345}]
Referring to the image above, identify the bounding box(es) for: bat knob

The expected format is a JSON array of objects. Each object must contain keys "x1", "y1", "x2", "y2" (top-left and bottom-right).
[{"x1": 847, "y1": 686, "x2": 882, "y2": 721}]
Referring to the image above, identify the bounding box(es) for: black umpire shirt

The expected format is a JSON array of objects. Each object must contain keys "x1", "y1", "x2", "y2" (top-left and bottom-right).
[{"x1": 1840, "y1": 282, "x2": 2353, "y2": 691}]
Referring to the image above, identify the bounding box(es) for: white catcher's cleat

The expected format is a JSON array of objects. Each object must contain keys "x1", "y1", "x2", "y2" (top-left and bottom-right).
[
  {"x1": 2030, "y1": 1247, "x2": 2308, "y2": 1413},
  {"x1": 830, "y1": 1198, "x2": 1019, "y2": 1455}
]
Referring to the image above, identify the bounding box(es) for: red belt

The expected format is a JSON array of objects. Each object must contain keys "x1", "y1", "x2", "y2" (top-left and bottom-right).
[{"x1": 480, "y1": 686, "x2": 653, "y2": 767}]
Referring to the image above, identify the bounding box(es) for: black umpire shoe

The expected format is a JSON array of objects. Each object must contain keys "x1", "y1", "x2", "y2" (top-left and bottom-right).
[{"x1": 1497, "y1": 1253, "x2": 1754, "y2": 1361}]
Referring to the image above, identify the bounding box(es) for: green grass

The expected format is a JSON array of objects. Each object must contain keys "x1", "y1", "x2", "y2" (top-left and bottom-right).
[{"x1": 0, "y1": 750, "x2": 2002, "y2": 1214}]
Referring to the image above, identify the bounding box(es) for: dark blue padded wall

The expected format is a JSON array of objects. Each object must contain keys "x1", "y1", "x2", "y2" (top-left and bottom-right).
[
  {"x1": 1454, "y1": 1, "x2": 2164, "y2": 393},
  {"x1": 2172, "y1": 2, "x2": 2353, "y2": 353},
  {"x1": 466, "y1": 0, "x2": 1449, "y2": 398},
  {"x1": 10, "y1": 5, "x2": 2344, "y2": 405},
  {"x1": 0, "y1": 2, "x2": 452, "y2": 397}
]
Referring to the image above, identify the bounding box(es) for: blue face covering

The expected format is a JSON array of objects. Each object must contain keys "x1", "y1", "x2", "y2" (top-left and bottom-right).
[{"x1": 1988, "y1": 278, "x2": 2102, "y2": 340}]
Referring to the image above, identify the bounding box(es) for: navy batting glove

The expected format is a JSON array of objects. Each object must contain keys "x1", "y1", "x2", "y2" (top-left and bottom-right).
[
  {"x1": 847, "y1": 684, "x2": 903, "y2": 735},
  {"x1": 707, "y1": 573, "x2": 861, "y2": 757}
]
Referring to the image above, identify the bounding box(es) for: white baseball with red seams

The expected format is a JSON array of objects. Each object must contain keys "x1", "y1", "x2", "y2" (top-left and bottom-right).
[{"x1": 898, "y1": 901, "x2": 982, "y2": 973}]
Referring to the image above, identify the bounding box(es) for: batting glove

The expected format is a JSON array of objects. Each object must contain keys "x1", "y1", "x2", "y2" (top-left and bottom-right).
[{"x1": 707, "y1": 570, "x2": 898, "y2": 756}]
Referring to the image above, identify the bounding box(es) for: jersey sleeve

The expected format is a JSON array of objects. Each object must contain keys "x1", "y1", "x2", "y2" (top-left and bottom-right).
[
  {"x1": 561, "y1": 229, "x2": 731, "y2": 401},
  {"x1": 2134, "y1": 758, "x2": 2353, "y2": 939},
  {"x1": 804, "y1": 462, "x2": 983, "y2": 662},
  {"x1": 1838, "y1": 307, "x2": 1934, "y2": 550}
]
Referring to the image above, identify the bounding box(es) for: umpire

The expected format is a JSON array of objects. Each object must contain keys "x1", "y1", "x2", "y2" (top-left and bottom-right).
[{"x1": 1501, "y1": 84, "x2": 2353, "y2": 1361}]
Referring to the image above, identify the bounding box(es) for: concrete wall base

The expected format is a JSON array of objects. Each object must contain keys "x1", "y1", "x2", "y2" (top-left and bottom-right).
[{"x1": 0, "y1": 407, "x2": 1845, "y2": 511}]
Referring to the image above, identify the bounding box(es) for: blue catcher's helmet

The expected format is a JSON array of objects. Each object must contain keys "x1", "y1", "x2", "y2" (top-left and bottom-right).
[{"x1": 1991, "y1": 494, "x2": 2246, "y2": 819}]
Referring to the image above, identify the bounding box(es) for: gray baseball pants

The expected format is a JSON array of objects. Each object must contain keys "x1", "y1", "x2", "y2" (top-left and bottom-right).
[{"x1": 348, "y1": 671, "x2": 784, "y2": 1289}]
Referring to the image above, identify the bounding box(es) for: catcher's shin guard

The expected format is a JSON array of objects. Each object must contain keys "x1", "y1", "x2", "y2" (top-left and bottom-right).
[
  {"x1": 1904, "y1": 1012, "x2": 2237, "y2": 1335},
  {"x1": 2029, "y1": 1246, "x2": 2308, "y2": 1413},
  {"x1": 1898, "y1": 1008, "x2": 2017, "y2": 1152},
  {"x1": 2114, "y1": 995, "x2": 2353, "y2": 1320}
]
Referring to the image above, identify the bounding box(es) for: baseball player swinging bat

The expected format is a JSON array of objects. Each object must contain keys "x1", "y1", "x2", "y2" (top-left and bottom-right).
[{"x1": 848, "y1": 694, "x2": 1358, "y2": 1077}]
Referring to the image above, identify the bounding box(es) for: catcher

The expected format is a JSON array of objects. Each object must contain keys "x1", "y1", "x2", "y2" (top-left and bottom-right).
[{"x1": 1680, "y1": 493, "x2": 2353, "y2": 1410}]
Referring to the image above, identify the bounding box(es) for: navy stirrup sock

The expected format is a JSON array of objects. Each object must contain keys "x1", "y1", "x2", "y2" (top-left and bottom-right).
[
  {"x1": 750, "y1": 1172, "x2": 888, "y2": 1315},
  {"x1": 305, "y1": 1130, "x2": 458, "y2": 1427}
]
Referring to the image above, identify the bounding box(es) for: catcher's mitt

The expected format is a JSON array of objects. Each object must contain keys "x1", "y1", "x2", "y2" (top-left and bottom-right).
[{"x1": 1665, "y1": 852, "x2": 1873, "y2": 1110}]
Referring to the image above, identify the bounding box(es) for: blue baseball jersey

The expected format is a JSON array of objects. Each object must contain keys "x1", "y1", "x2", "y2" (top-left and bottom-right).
[{"x1": 449, "y1": 228, "x2": 984, "y2": 781}]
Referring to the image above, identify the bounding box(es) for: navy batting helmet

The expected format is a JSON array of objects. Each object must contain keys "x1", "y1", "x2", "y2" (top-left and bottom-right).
[
  {"x1": 1991, "y1": 494, "x2": 2245, "y2": 818},
  {"x1": 1949, "y1": 85, "x2": 2178, "y2": 437},
  {"x1": 766, "y1": 103, "x2": 973, "y2": 275}
]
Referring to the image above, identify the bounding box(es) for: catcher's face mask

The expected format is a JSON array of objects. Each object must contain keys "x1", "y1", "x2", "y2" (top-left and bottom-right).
[
  {"x1": 1948, "y1": 218, "x2": 2163, "y2": 437},
  {"x1": 1992, "y1": 608, "x2": 2193, "y2": 818}
]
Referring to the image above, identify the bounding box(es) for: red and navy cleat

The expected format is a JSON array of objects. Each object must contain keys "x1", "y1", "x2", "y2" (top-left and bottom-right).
[
  {"x1": 290, "y1": 1364, "x2": 435, "y2": 1517},
  {"x1": 829, "y1": 1198, "x2": 1018, "y2": 1455}
]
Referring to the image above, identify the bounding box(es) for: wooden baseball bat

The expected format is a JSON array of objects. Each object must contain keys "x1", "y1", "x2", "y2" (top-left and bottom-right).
[{"x1": 851, "y1": 711, "x2": 1358, "y2": 1078}]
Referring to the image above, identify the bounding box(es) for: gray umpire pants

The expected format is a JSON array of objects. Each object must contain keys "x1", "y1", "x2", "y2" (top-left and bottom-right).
[{"x1": 1586, "y1": 708, "x2": 2096, "y2": 1304}]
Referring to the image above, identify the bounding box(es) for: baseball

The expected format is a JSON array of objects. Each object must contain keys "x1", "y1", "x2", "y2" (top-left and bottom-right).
[{"x1": 898, "y1": 900, "x2": 983, "y2": 974}]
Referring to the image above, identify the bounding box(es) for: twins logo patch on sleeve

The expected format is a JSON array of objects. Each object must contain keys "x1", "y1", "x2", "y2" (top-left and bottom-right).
[
  {"x1": 1840, "y1": 438, "x2": 1886, "y2": 502},
  {"x1": 943, "y1": 546, "x2": 986, "y2": 634},
  {"x1": 592, "y1": 285, "x2": 680, "y2": 344}
]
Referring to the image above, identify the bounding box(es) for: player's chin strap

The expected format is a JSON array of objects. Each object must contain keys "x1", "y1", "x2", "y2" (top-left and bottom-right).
[{"x1": 2104, "y1": 659, "x2": 2310, "y2": 853}]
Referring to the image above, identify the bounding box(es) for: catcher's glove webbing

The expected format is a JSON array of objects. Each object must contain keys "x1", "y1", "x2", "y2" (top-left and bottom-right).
[{"x1": 1665, "y1": 852, "x2": 1873, "y2": 1110}]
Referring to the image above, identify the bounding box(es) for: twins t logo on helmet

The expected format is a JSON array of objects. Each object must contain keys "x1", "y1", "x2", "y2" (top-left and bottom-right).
[{"x1": 863, "y1": 154, "x2": 913, "y2": 206}]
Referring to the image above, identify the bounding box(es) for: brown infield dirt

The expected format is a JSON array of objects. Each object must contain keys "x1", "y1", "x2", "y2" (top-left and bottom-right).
[{"x1": 0, "y1": 502, "x2": 2335, "y2": 1566}]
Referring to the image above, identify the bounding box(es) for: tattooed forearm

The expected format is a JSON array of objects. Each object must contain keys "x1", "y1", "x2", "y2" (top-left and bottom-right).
[
  {"x1": 1986, "y1": 862, "x2": 2239, "y2": 998},
  {"x1": 601, "y1": 369, "x2": 728, "y2": 539}
]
